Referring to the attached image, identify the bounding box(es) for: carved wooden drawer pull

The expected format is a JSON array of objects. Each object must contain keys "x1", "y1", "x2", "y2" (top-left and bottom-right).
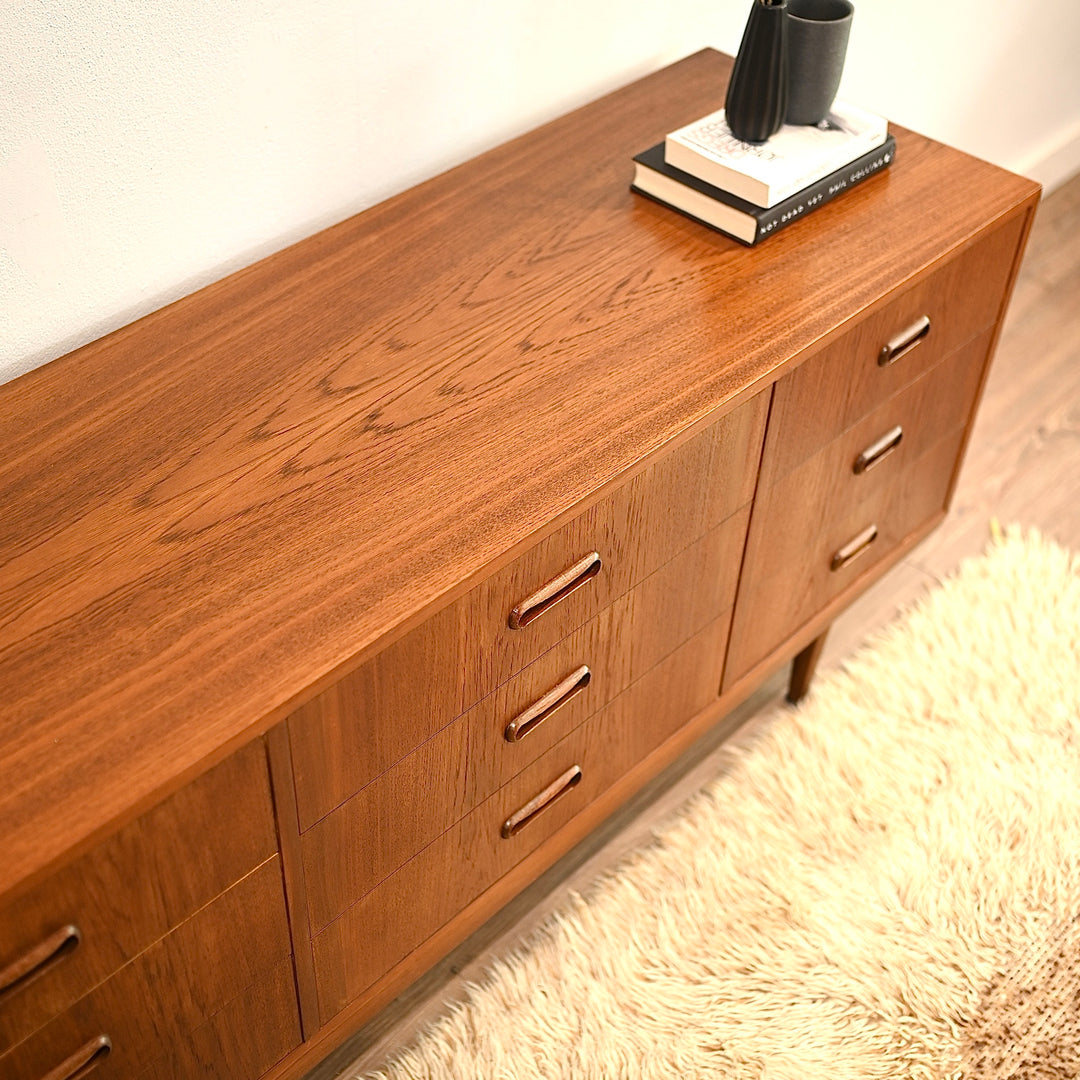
[
  {"x1": 830, "y1": 525, "x2": 879, "y2": 572},
  {"x1": 40, "y1": 1035, "x2": 111, "y2": 1080},
  {"x1": 505, "y1": 666, "x2": 592, "y2": 743},
  {"x1": 508, "y1": 552, "x2": 602, "y2": 630},
  {"x1": 0, "y1": 923, "x2": 81, "y2": 1001},
  {"x1": 501, "y1": 765, "x2": 583, "y2": 838},
  {"x1": 878, "y1": 315, "x2": 931, "y2": 366},
  {"x1": 853, "y1": 425, "x2": 903, "y2": 474}
]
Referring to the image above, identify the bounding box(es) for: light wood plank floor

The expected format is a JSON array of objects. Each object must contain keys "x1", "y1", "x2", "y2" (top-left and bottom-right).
[{"x1": 314, "y1": 171, "x2": 1080, "y2": 1080}]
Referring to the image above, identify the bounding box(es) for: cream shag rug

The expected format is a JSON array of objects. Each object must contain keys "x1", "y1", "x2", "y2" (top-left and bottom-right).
[{"x1": 365, "y1": 527, "x2": 1080, "y2": 1080}]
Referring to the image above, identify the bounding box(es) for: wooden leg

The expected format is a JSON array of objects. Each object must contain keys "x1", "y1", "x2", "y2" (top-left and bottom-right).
[{"x1": 787, "y1": 630, "x2": 829, "y2": 705}]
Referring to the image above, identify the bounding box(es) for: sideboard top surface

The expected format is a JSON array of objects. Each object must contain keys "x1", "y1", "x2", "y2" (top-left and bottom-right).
[{"x1": 0, "y1": 49, "x2": 1039, "y2": 896}]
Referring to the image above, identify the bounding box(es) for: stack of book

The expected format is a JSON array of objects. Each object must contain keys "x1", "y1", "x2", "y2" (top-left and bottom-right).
[{"x1": 632, "y1": 101, "x2": 896, "y2": 246}]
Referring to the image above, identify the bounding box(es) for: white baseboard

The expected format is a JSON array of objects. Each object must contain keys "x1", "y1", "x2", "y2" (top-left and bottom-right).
[{"x1": 1012, "y1": 118, "x2": 1080, "y2": 194}]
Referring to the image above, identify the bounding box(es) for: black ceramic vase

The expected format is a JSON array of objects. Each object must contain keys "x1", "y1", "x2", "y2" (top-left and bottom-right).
[{"x1": 725, "y1": 0, "x2": 789, "y2": 144}]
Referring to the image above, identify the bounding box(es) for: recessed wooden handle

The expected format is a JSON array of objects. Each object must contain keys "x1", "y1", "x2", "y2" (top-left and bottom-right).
[
  {"x1": 40, "y1": 1036, "x2": 112, "y2": 1080},
  {"x1": 830, "y1": 525, "x2": 878, "y2": 572},
  {"x1": 853, "y1": 425, "x2": 903, "y2": 474},
  {"x1": 505, "y1": 666, "x2": 592, "y2": 743},
  {"x1": 508, "y1": 552, "x2": 601, "y2": 630},
  {"x1": 501, "y1": 765, "x2": 582, "y2": 838},
  {"x1": 878, "y1": 315, "x2": 931, "y2": 366},
  {"x1": 0, "y1": 924, "x2": 81, "y2": 1001}
]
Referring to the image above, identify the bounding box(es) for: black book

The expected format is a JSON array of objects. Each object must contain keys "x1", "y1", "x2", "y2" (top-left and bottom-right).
[{"x1": 631, "y1": 134, "x2": 896, "y2": 246}]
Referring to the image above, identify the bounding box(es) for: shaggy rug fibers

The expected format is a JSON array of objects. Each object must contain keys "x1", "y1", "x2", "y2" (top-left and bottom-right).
[{"x1": 365, "y1": 527, "x2": 1080, "y2": 1080}]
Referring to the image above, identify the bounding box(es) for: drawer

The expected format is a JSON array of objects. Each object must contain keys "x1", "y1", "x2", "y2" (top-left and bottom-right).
[
  {"x1": 724, "y1": 327, "x2": 993, "y2": 687},
  {"x1": 135, "y1": 959, "x2": 298, "y2": 1080},
  {"x1": 0, "y1": 858, "x2": 299, "y2": 1080},
  {"x1": 301, "y1": 512, "x2": 749, "y2": 933},
  {"x1": 288, "y1": 389, "x2": 768, "y2": 829},
  {"x1": 762, "y1": 214, "x2": 1023, "y2": 481},
  {"x1": 725, "y1": 384, "x2": 980, "y2": 688},
  {"x1": 0, "y1": 743, "x2": 277, "y2": 1055},
  {"x1": 462, "y1": 505, "x2": 749, "y2": 806},
  {"x1": 311, "y1": 616, "x2": 730, "y2": 1022},
  {"x1": 455, "y1": 391, "x2": 761, "y2": 703}
]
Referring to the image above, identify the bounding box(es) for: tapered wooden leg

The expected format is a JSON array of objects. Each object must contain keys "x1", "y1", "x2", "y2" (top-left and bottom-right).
[{"x1": 787, "y1": 630, "x2": 829, "y2": 705}]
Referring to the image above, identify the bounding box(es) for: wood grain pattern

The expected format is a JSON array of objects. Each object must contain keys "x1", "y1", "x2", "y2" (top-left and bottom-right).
[
  {"x1": 291, "y1": 177, "x2": 1078, "y2": 1080},
  {"x1": 134, "y1": 958, "x2": 300, "y2": 1080},
  {"x1": 725, "y1": 422, "x2": 972, "y2": 686},
  {"x1": 302, "y1": 720, "x2": 470, "y2": 937},
  {"x1": 723, "y1": 512, "x2": 948, "y2": 712},
  {"x1": 724, "y1": 318, "x2": 1001, "y2": 687},
  {"x1": 463, "y1": 507, "x2": 750, "y2": 806},
  {"x1": 310, "y1": 616, "x2": 730, "y2": 1024},
  {"x1": 0, "y1": 48, "x2": 1040, "y2": 899},
  {"x1": 0, "y1": 742, "x2": 276, "y2": 1054},
  {"x1": 760, "y1": 213, "x2": 1027, "y2": 484},
  {"x1": 292, "y1": 663, "x2": 786, "y2": 1076},
  {"x1": 286, "y1": 604, "x2": 464, "y2": 835},
  {"x1": 816, "y1": 182, "x2": 1072, "y2": 673},
  {"x1": 909, "y1": 194, "x2": 1080, "y2": 572},
  {"x1": 286, "y1": 393, "x2": 766, "y2": 830},
  {"x1": 300, "y1": 512, "x2": 749, "y2": 933},
  {"x1": 457, "y1": 389, "x2": 766, "y2": 706},
  {"x1": 0, "y1": 858, "x2": 296, "y2": 1080}
]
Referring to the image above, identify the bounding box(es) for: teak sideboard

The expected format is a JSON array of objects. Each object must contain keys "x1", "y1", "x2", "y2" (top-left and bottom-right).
[{"x1": 0, "y1": 50, "x2": 1039, "y2": 1080}]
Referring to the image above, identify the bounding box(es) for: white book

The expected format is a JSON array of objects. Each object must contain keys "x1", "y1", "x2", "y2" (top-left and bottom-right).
[{"x1": 665, "y1": 101, "x2": 888, "y2": 209}]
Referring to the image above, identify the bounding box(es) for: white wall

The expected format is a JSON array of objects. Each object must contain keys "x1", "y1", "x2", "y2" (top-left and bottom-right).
[{"x1": 2, "y1": 0, "x2": 1078, "y2": 386}]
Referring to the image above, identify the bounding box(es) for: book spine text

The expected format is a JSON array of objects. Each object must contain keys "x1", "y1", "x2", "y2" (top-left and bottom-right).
[{"x1": 754, "y1": 137, "x2": 896, "y2": 241}]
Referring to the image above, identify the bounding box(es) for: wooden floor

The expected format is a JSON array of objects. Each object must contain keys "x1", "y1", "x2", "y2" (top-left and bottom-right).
[{"x1": 313, "y1": 172, "x2": 1080, "y2": 1080}]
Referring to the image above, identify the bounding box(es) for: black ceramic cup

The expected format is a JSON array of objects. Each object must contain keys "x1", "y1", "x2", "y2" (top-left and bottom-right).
[{"x1": 785, "y1": 0, "x2": 854, "y2": 125}]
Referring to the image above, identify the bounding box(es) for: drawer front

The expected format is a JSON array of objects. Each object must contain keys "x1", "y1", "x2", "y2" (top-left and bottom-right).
[
  {"x1": 301, "y1": 513, "x2": 749, "y2": 933},
  {"x1": 724, "y1": 328, "x2": 993, "y2": 687},
  {"x1": 289, "y1": 389, "x2": 768, "y2": 830},
  {"x1": 762, "y1": 214, "x2": 1023, "y2": 481},
  {"x1": 726, "y1": 424, "x2": 974, "y2": 687},
  {"x1": 0, "y1": 859, "x2": 299, "y2": 1080},
  {"x1": 457, "y1": 391, "x2": 762, "y2": 702},
  {"x1": 0, "y1": 743, "x2": 277, "y2": 1054},
  {"x1": 463, "y1": 506, "x2": 749, "y2": 807},
  {"x1": 136, "y1": 959, "x2": 299, "y2": 1080},
  {"x1": 311, "y1": 616, "x2": 730, "y2": 1023}
]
